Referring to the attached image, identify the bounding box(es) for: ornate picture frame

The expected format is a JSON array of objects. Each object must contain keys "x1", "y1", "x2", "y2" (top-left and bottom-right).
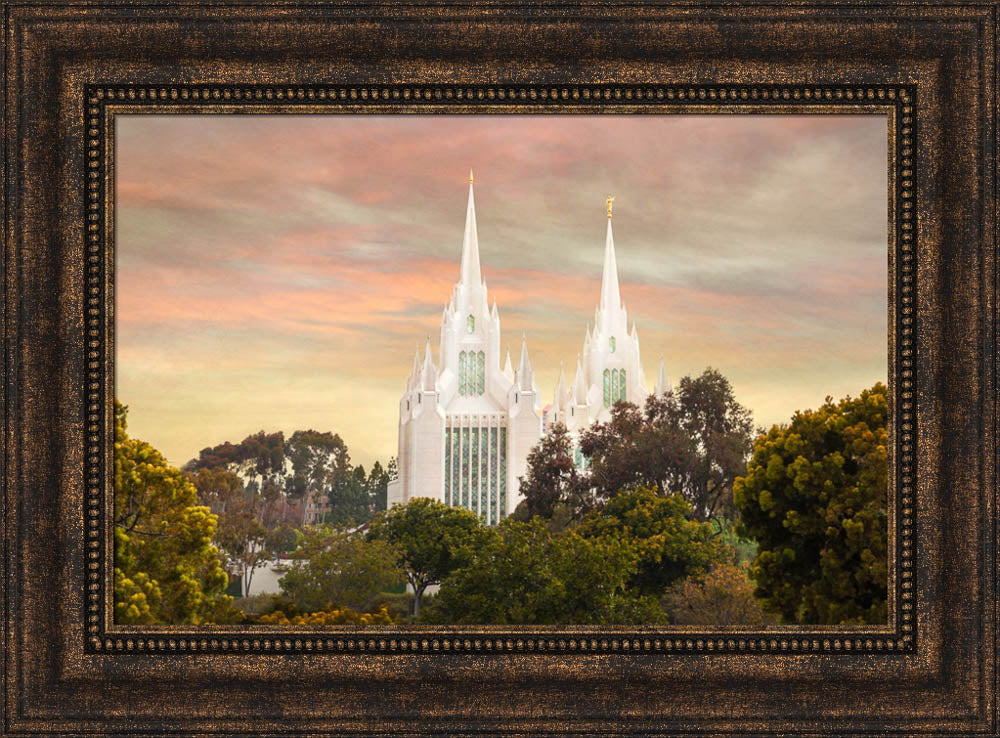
[{"x1": 3, "y1": 3, "x2": 996, "y2": 735}]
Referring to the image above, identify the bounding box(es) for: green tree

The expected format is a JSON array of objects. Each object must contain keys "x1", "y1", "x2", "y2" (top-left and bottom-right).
[
  {"x1": 114, "y1": 401, "x2": 232, "y2": 624},
  {"x1": 424, "y1": 517, "x2": 663, "y2": 625},
  {"x1": 278, "y1": 525, "x2": 403, "y2": 612},
  {"x1": 517, "y1": 422, "x2": 586, "y2": 520},
  {"x1": 366, "y1": 460, "x2": 391, "y2": 512},
  {"x1": 366, "y1": 498, "x2": 489, "y2": 617},
  {"x1": 213, "y1": 498, "x2": 269, "y2": 597},
  {"x1": 733, "y1": 383, "x2": 889, "y2": 624},
  {"x1": 579, "y1": 368, "x2": 755, "y2": 520},
  {"x1": 660, "y1": 562, "x2": 777, "y2": 625},
  {"x1": 575, "y1": 486, "x2": 726, "y2": 596}
]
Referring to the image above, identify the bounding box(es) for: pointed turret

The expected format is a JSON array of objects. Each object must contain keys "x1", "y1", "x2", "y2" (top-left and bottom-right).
[
  {"x1": 553, "y1": 361, "x2": 567, "y2": 412},
  {"x1": 459, "y1": 172, "x2": 482, "y2": 289},
  {"x1": 503, "y1": 346, "x2": 514, "y2": 381},
  {"x1": 572, "y1": 354, "x2": 588, "y2": 405},
  {"x1": 407, "y1": 345, "x2": 420, "y2": 390},
  {"x1": 420, "y1": 339, "x2": 437, "y2": 391},
  {"x1": 655, "y1": 355, "x2": 671, "y2": 396},
  {"x1": 517, "y1": 334, "x2": 534, "y2": 390}
]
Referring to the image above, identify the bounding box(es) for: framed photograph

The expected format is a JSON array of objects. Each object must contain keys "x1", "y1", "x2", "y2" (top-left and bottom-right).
[{"x1": 3, "y1": 3, "x2": 996, "y2": 736}]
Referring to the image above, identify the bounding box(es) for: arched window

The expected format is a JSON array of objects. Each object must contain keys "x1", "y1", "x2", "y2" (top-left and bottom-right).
[
  {"x1": 458, "y1": 351, "x2": 467, "y2": 395},
  {"x1": 619, "y1": 369, "x2": 627, "y2": 401},
  {"x1": 467, "y1": 314, "x2": 475, "y2": 334},
  {"x1": 603, "y1": 369, "x2": 611, "y2": 407},
  {"x1": 611, "y1": 369, "x2": 619, "y2": 404},
  {"x1": 476, "y1": 351, "x2": 486, "y2": 394},
  {"x1": 609, "y1": 336, "x2": 616, "y2": 353}
]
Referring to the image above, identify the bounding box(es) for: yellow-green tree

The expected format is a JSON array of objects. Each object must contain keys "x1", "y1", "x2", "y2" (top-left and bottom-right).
[
  {"x1": 733, "y1": 383, "x2": 889, "y2": 624},
  {"x1": 575, "y1": 486, "x2": 726, "y2": 596},
  {"x1": 114, "y1": 402, "x2": 232, "y2": 624}
]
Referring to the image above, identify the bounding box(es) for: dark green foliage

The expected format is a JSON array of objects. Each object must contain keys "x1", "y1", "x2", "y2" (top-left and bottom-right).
[
  {"x1": 734, "y1": 383, "x2": 889, "y2": 624},
  {"x1": 575, "y1": 486, "x2": 726, "y2": 596},
  {"x1": 367, "y1": 498, "x2": 491, "y2": 616},
  {"x1": 423, "y1": 517, "x2": 665, "y2": 625},
  {"x1": 278, "y1": 525, "x2": 403, "y2": 612},
  {"x1": 517, "y1": 422, "x2": 585, "y2": 519},
  {"x1": 573, "y1": 368, "x2": 755, "y2": 520}
]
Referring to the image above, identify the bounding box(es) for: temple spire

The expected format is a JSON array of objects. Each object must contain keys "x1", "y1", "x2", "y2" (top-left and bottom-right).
[
  {"x1": 600, "y1": 198, "x2": 623, "y2": 313},
  {"x1": 459, "y1": 172, "x2": 482, "y2": 288},
  {"x1": 420, "y1": 338, "x2": 437, "y2": 391},
  {"x1": 518, "y1": 333, "x2": 534, "y2": 390},
  {"x1": 655, "y1": 355, "x2": 671, "y2": 396}
]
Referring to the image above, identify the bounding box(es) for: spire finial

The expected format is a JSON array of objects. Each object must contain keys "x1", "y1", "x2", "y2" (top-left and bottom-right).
[
  {"x1": 606, "y1": 195, "x2": 614, "y2": 219},
  {"x1": 469, "y1": 169, "x2": 474, "y2": 185}
]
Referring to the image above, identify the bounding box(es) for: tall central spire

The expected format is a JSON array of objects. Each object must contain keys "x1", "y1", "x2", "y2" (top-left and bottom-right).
[
  {"x1": 459, "y1": 170, "x2": 482, "y2": 288},
  {"x1": 599, "y1": 200, "x2": 622, "y2": 313}
]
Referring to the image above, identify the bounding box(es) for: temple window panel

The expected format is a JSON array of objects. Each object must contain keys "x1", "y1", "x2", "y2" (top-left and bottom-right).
[
  {"x1": 476, "y1": 351, "x2": 486, "y2": 395},
  {"x1": 603, "y1": 369, "x2": 611, "y2": 408},
  {"x1": 458, "y1": 352, "x2": 467, "y2": 395},
  {"x1": 461, "y1": 427, "x2": 470, "y2": 508},
  {"x1": 471, "y1": 427, "x2": 480, "y2": 514},
  {"x1": 479, "y1": 425, "x2": 489, "y2": 519}
]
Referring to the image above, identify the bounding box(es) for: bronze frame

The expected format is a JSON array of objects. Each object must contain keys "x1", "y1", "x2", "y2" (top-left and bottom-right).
[{"x1": 3, "y1": 4, "x2": 997, "y2": 735}]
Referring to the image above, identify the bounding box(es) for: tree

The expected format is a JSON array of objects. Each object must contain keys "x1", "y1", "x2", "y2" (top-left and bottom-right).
[
  {"x1": 278, "y1": 525, "x2": 403, "y2": 613},
  {"x1": 114, "y1": 401, "x2": 232, "y2": 624},
  {"x1": 424, "y1": 517, "x2": 663, "y2": 625},
  {"x1": 660, "y1": 563, "x2": 777, "y2": 625},
  {"x1": 575, "y1": 486, "x2": 726, "y2": 596},
  {"x1": 579, "y1": 368, "x2": 755, "y2": 520},
  {"x1": 328, "y1": 463, "x2": 371, "y2": 526},
  {"x1": 517, "y1": 422, "x2": 586, "y2": 519},
  {"x1": 733, "y1": 383, "x2": 889, "y2": 624},
  {"x1": 213, "y1": 498, "x2": 269, "y2": 597},
  {"x1": 366, "y1": 498, "x2": 490, "y2": 617},
  {"x1": 366, "y1": 460, "x2": 391, "y2": 513}
]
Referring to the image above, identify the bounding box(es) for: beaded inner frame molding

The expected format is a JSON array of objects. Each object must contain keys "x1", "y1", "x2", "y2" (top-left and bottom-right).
[{"x1": 85, "y1": 84, "x2": 915, "y2": 657}]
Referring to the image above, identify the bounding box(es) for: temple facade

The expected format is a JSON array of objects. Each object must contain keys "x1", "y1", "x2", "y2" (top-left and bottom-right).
[
  {"x1": 386, "y1": 180, "x2": 672, "y2": 522},
  {"x1": 386, "y1": 174, "x2": 542, "y2": 523}
]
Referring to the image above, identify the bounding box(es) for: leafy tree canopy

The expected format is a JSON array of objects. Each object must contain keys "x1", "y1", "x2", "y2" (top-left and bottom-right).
[
  {"x1": 366, "y1": 498, "x2": 491, "y2": 616},
  {"x1": 556, "y1": 368, "x2": 755, "y2": 520},
  {"x1": 661, "y1": 562, "x2": 777, "y2": 626},
  {"x1": 279, "y1": 524, "x2": 402, "y2": 613},
  {"x1": 733, "y1": 382, "x2": 889, "y2": 624},
  {"x1": 575, "y1": 486, "x2": 726, "y2": 596},
  {"x1": 114, "y1": 401, "x2": 233, "y2": 625},
  {"x1": 424, "y1": 517, "x2": 664, "y2": 625},
  {"x1": 516, "y1": 421, "x2": 586, "y2": 520}
]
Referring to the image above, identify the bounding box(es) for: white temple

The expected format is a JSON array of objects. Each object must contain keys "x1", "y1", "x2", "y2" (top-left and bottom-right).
[
  {"x1": 548, "y1": 197, "x2": 670, "y2": 456},
  {"x1": 387, "y1": 180, "x2": 673, "y2": 522},
  {"x1": 385, "y1": 173, "x2": 542, "y2": 523}
]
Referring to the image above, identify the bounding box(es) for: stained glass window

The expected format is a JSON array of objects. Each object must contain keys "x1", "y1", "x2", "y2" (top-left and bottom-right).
[
  {"x1": 611, "y1": 369, "x2": 619, "y2": 405},
  {"x1": 480, "y1": 426, "x2": 488, "y2": 520},
  {"x1": 490, "y1": 427, "x2": 498, "y2": 525},
  {"x1": 499, "y1": 427, "x2": 507, "y2": 520},
  {"x1": 477, "y1": 351, "x2": 485, "y2": 395},
  {"x1": 444, "y1": 429, "x2": 452, "y2": 506},
  {"x1": 603, "y1": 369, "x2": 611, "y2": 407},
  {"x1": 467, "y1": 314, "x2": 475, "y2": 333},
  {"x1": 471, "y1": 427, "x2": 479, "y2": 514},
  {"x1": 458, "y1": 351, "x2": 467, "y2": 395},
  {"x1": 461, "y1": 427, "x2": 470, "y2": 508},
  {"x1": 452, "y1": 428, "x2": 461, "y2": 508},
  {"x1": 609, "y1": 336, "x2": 616, "y2": 353},
  {"x1": 620, "y1": 369, "x2": 626, "y2": 401}
]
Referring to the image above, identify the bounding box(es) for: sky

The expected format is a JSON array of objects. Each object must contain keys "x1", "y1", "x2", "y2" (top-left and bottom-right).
[{"x1": 116, "y1": 114, "x2": 888, "y2": 470}]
